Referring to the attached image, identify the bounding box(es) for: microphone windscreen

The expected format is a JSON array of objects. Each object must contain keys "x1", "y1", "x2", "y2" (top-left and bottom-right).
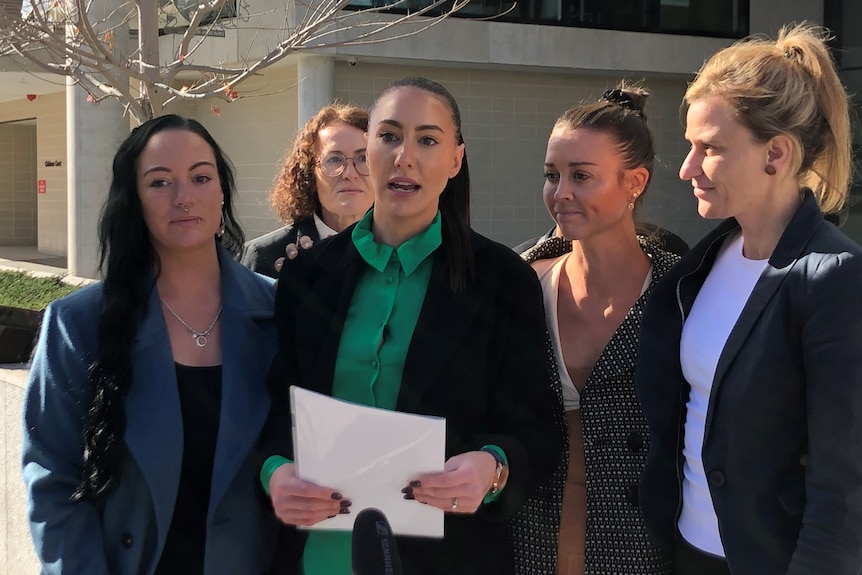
[{"x1": 352, "y1": 507, "x2": 403, "y2": 575}]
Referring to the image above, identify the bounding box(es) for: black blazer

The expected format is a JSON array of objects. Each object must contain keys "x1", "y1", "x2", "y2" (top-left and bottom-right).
[
  {"x1": 260, "y1": 226, "x2": 562, "y2": 575},
  {"x1": 635, "y1": 192, "x2": 862, "y2": 575},
  {"x1": 239, "y1": 217, "x2": 320, "y2": 279}
]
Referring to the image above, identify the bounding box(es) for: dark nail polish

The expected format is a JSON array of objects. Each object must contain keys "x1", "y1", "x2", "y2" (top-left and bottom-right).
[
  {"x1": 339, "y1": 499, "x2": 352, "y2": 508},
  {"x1": 331, "y1": 492, "x2": 343, "y2": 500},
  {"x1": 327, "y1": 515, "x2": 336, "y2": 519},
  {"x1": 409, "y1": 480, "x2": 421, "y2": 488},
  {"x1": 403, "y1": 493, "x2": 415, "y2": 500},
  {"x1": 401, "y1": 487, "x2": 408, "y2": 494},
  {"x1": 339, "y1": 507, "x2": 351, "y2": 515}
]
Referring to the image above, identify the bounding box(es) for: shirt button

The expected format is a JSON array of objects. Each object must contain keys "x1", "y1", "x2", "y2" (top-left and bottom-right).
[
  {"x1": 707, "y1": 470, "x2": 726, "y2": 487},
  {"x1": 372, "y1": 360, "x2": 378, "y2": 368},
  {"x1": 385, "y1": 277, "x2": 394, "y2": 284},
  {"x1": 626, "y1": 431, "x2": 644, "y2": 452},
  {"x1": 121, "y1": 532, "x2": 133, "y2": 548},
  {"x1": 625, "y1": 484, "x2": 639, "y2": 506}
]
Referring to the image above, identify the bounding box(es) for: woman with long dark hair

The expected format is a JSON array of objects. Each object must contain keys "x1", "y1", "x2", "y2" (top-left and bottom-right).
[
  {"x1": 23, "y1": 115, "x2": 279, "y2": 574},
  {"x1": 259, "y1": 77, "x2": 562, "y2": 574}
]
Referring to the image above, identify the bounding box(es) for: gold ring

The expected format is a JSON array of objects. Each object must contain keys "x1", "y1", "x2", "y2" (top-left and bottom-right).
[{"x1": 451, "y1": 497, "x2": 458, "y2": 510}]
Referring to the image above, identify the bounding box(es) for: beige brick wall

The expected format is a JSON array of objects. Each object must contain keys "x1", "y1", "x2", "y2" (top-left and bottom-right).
[
  {"x1": 190, "y1": 63, "x2": 300, "y2": 242},
  {"x1": 0, "y1": 123, "x2": 37, "y2": 246},
  {"x1": 332, "y1": 61, "x2": 710, "y2": 248},
  {"x1": 2, "y1": 64, "x2": 859, "y2": 255},
  {"x1": 0, "y1": 92, "x2": 68, "y2": 255},
  {"x1": 156, "y1": 61, "x2": 714, "y2": 248}
]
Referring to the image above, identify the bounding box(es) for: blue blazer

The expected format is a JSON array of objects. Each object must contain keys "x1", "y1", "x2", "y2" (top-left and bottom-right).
[
  {"x1": 22, "y1": 248, "x2": 280, "y2": 575},
  {"x1": 636, "y1": 192, "x2": 862, "y2": 574}
]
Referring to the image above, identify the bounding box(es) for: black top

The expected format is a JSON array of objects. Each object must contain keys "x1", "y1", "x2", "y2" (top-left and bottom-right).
[
  {"x1": 239, "y1": 217, "x2": 320, "y2": 279},
  {"x1": 154, "y1": 364, "x2": 222, "y2": 575}
]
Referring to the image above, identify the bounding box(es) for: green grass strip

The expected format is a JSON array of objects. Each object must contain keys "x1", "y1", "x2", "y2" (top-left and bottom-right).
[{"x1": 0, "y1": 270, "x2": 82, "y2": 310}]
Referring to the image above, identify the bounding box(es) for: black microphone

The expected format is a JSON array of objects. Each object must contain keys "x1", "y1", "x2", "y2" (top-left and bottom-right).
[{"x1": 352, "y1": 507, "x2": 404, "y2": 575}]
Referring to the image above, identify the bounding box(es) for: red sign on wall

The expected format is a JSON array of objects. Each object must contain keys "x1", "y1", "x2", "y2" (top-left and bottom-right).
[{"x1": 37, "y1": 180, "x2": 46, "y2": 194}]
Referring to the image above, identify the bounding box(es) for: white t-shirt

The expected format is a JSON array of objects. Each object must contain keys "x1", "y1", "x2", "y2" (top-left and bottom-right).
[{"x1": 678, "y1": 232, "x2": 769, "y2": 556}]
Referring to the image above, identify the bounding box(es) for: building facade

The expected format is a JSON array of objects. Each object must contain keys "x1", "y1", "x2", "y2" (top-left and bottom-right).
[{"x1": 0, "y1": 0, "x2": 859, "y2": 278}]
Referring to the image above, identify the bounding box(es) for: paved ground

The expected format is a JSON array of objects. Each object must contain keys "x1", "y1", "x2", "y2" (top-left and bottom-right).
[{"x1": 0, "y1": 247, "x2": 73, "y2": 572}]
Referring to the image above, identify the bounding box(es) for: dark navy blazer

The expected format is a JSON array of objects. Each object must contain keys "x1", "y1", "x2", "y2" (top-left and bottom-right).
[{"x1": 636, "y1": 192, "x2": 862, "y2": 575}]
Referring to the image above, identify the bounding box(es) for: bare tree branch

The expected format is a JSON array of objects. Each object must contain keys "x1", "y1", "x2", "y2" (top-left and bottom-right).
[{"x1": 0, "y1": 0, "x2": 489, "y2": 123}]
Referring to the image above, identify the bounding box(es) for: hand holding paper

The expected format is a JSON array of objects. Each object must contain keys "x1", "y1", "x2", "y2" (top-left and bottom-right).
[
  {"x1": 290, "y1": 386, "x2": 447, "y2": 537},
  {"x1": 269, "y1": 461, "x2": 351, "y2": 526},
  {"x1": 406, "y1": 451, "x2": 498, "y2": 514}
]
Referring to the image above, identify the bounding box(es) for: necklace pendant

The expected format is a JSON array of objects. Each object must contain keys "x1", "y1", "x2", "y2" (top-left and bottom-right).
[{"x1": 195, "y1": 334, "x2": 208, "y2": 347}]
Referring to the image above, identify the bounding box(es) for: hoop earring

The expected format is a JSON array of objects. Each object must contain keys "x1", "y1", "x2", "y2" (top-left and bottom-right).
[
  {"x1": 217, "y1": 213, "x2": 225, "y2": 238},
  {"x1": 628, "y1": 189, "x2": 640, "y2": 211},
  {"x1": 765, "y1": 164, "x2": 776, "y2": 176}
]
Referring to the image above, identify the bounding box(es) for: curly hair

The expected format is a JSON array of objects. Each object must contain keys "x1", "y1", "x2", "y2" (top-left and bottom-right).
[{"x1": 271, "y1": 104, "x2": 369, "y2": 224}]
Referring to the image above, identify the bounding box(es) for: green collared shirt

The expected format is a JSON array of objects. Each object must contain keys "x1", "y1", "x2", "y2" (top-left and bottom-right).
[{"x1": 302, "y1": 209, "x2": 441, "y2": 574}]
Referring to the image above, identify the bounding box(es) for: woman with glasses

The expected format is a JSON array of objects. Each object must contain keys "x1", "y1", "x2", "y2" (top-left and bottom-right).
[
  {"x1": 240, "y1": 105, "x2": 373, "y2": 278},
  {"x1": 259, "y1": 76, "x2": 561, "y2": 574}
]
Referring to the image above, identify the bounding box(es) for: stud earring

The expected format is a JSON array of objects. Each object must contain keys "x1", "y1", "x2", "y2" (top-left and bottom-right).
[
  {"x1": 765, "y1": 164, "x2": 776, "y2": 176},
  {"x1": 628, "y1": 189, "x2": 640, "y2": 210}
]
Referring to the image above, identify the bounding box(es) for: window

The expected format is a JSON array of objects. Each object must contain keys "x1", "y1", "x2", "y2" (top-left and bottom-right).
[
  {"x1": 348, "y1": 0, "x2": 747, "y2": 37},
  {"x1": 161, "y1": 0, "x2": 237, "y2": 32}
]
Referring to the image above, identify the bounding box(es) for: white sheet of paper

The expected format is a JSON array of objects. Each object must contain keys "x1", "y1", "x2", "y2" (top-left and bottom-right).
[{"x1": 290, "y1": 386, "x2": 446, "y2": 537}]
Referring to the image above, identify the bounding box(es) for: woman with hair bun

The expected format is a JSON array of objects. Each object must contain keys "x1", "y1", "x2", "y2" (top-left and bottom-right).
[
  {"x1": 514, "y1": 83, "x2": 677, "y2": 575},
  {"x1": 636, "y1": 23, "x2": 862, "y2": 575}
]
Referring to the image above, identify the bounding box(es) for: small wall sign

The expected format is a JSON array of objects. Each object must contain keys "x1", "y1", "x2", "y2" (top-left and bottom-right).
[{"x1": 37, "y1": 180, "x2": 46, "y2": 194}]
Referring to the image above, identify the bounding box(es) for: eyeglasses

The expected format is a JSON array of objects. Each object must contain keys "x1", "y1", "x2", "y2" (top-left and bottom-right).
[{"x1": 316, "y1": 151, "x2": 369, "y2": 177}]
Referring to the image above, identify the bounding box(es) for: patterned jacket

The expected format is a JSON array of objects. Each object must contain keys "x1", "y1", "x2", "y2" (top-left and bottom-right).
[{"x1": 510, "y1": 234, "x2": 678, "y2": 575}]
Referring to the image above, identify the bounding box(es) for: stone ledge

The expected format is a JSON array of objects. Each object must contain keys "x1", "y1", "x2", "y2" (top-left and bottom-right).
[{"x1": 0, "y1": 364, "x2": 29, "y2": 389}]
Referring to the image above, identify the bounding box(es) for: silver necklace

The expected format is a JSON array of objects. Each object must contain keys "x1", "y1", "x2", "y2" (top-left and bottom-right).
[{"x1": 160, "y1": 299, "x2": 223, "y2": 347}]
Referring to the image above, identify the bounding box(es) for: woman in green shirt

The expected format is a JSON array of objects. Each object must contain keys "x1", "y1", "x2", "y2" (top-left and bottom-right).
[{"x1": 260, "y1": 77, "x2": 563, "y2": 574}]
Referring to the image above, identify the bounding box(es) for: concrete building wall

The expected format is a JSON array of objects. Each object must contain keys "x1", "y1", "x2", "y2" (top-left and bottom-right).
[
  {"x1": 0, "y1": 123, "x2": 37, "y2": 246},
  {"x1": 4, "y1": 0, "x2": 861, "y2": 255},
  {"x1": 333, "y1": 60, "x2": 705, "y2": 246},
  {"x1": 0, "y1": 93, "x2": 66, "y2": 254},
  {"x1": 161, "y1": 59, "x2": 708, "y2": 248},
  {"x1": 189, "y1": 63, "x2": 301, "y2": 241}
]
